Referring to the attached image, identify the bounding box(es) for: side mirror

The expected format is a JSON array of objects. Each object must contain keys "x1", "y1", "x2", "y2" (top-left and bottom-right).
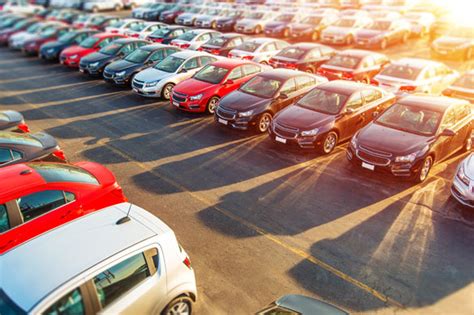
[
  {"x1": 180, "y1": 68, "x2": 188, "y2": 73},
  {"x1": 345, "y1": 107, "x2": 355, "y2": 114},
  {"x1": 224, "y1": 79, "x2": 234, "y2": 85},
  {"x1": 440, "y1": 128, "x2": 456, "y2": 137},
  {"x1": 278, "y1": 93, "x2": 288, "y2": 100}
]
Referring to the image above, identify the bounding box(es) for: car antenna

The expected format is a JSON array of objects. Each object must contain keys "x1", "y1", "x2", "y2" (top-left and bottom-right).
[{"x1": 116, "y1": 203, "x2": 132, "y2": 225}]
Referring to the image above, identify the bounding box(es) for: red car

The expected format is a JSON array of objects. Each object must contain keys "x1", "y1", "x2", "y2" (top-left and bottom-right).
[
  {"x1": 171, "y1": 59, "x2": 265, "y2": 114},
  {"x1": 59, "y1": 32, "x2": 125, "y2": 68},
  {"x1": 317, "y1": 49, "x2": 390, "y2": 83},
  {"x1": 0, "y1": 162, "x2": 127, "y2": 254}
]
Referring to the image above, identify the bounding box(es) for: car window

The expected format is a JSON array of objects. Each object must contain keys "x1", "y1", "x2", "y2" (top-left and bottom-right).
[
  {"x1": 93, "y1": 252, "x2": 150, "y2": 308},
  {"x1": 362, "y1": 57, "x2": 375, "y2": 68},
  {"x1": 435, "y1": 65, "x2": 451, "y2": 76},
  {"x1": 149, "y1": 50, "x2": 164, "y2": 62},
  {"x1": 280, "y1": 78, "x2": 297, "y2": 95},
  {"x1": 454, "y1": 104, "x2": 471, "y2": 121},
  {"x1": 166, "y1": 48, "x2": 180, "y2": 56},
  {"x1": 183, "y1": 57, "x2": 199, "y2": 70},
  {"x1": 295, "y1": 76, "x2": 316, "y2": 90},
  {"x1": 424, "y1": 67, "x2": 436, "y2": 80},
  {"x1": 29, "y1": 164, "x2": 99, "y2": 185},
  {"x1": 305, "y1": 48, "x2": 321, "y2": 60},
  {"x1": 120, "y1": 44, "x2": 134, "y2": 55},
  {"x1": 0, "y1": 204, "x2": 9, "y2": 233},
  {"x1": 320, "y1": 46, "x2": 334, "y2": 56},
  {"x1": 198, "y1": 33, "x2": 211, "y2": 42},
  {"x1": 242, "y1": 64, "x2": 261, "y2": 76},
  {"x1": 98, "y1": 38, "x2": 113, "y2": 48},
  {"x1": 227, "y1": 66, "x2": 243, "y2": 80},
  {"x1": 199, "y1": 56, "x2": 216, "y2": 67},
  {"x1": 18, "y1": 190, "x2": 75, "y2": 223},
  {"x1": 440, "y1": 107, "x2": 456, "y2": 130},
  {"x1": 0, "y1": 149, "x2": 12, "y2": 165},
  {"x1": 261, "y1": 42, "x2": 277, "y2": 52},
  {"x1": 346, "y1": 92, "x2": 364, "y2": 110},
  {"x1": 275, "y1": 41, "x2": 288, "y2": 50},
  {"x1": 44, "y1": 288, "x2": 85, "y2": 315},
  {"x1": 362, "y1": 89, "x2": 382, "y2": 103},
  {"x1": 230, "y1": 37, "x2": 243, "y2": 46}
]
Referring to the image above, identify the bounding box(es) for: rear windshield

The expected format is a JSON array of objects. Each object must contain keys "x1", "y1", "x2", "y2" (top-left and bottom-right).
[
  {"x1": 205, "y1": 37, "x2": 226, "y2": 47},
  {"x1": 100, "y1": 43, "x2": 123, "y2": 55},
  {"x1": 176, "y1": 31, "x2": 197, "y2": 41},
  {"x1": 236, "y1": 41, "x2": 259, "y2": 52},
  {"x1": 334, "y1": 19, "x2": 356, "y2": 27},
  {"x1": 277, "y1": 47, "x2": 306, "y2": 60},
  {"x1": 29, "y1": 163, "x2": 100, "y2": 185},
  {"x1": 151, "y1": 27, "x2": 170, "y2": 37},
  {"x1": 58, "y1": 31, "x2": 77, "y2": 43},
  {"x1": 379, "y1": 64, "x2": 421, "y2": 81},
  {"x1": 26, "y1": 23, "x2": 41, "y2": 33},
  {"x1": 0, "y1": 291, "x2": 26, "y2": 315},
  {"x1": 0, "y1": 133, "x2": 42, "y2": 147},
  {"x1": 0, "y1": 113, "x2": 9, "y2": 121},
  {"x1": 325, "y1": 55, "x2": 361, "y2": 69}
]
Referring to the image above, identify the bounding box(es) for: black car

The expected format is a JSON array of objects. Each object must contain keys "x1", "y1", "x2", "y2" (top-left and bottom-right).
[
  {"x1": 79, "y1": 38, "x2": 149, "y2": 76},
  {"x1": 39, "y1": 29, "x2": 98, "y2": 61},
  {"x1": 269, "y1": 80, "x2": 395, "y2": 154},
  {"x1": 146, "y1": 25, "x2": 188, "y2": 44},
  {"x1": 263, "y1": 13, "x2": 297, "y2": 38},
  {"x1": 143, "y1": 3, "x2": 174, "y2": 21},
  {"x1": 0, "y1": 131, "x2": 67, "y2": 167},
  {"x1": 215, "y1": 10, "x2": 245, "y2": 32},
  {"x1": 88, "y1": 16, "x2": 121, "y2": 31},
  {"x1": 269, "y1": 43, "x2": 336, "y2": 74},
  {"x1": 0, "y1": 111, "x2": 29, "y2": 133},
  {"x1": 198, "y1": 33, "x2": 247, "y2": 57},
  {"x1": 103, "y1": 44, "x2": 181, "y2": 86},
  {"x1": 215, "y1": 69, "x2": 328, "y2": 133}
]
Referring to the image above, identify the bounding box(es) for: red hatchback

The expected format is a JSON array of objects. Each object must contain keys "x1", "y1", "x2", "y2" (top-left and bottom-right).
[
  {"x1": 171, "y1": 59, "x2": 265, "y2": 114},
  {"x1": 0, "y1": 162, "x2": 127, "y2": 254},
  {"x1": 59, "y1": 32, "x2": 125, "y2": 68}
]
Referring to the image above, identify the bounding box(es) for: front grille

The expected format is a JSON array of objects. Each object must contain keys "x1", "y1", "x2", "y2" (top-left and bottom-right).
[
  {"x1": 217, "y1": 106, "x2": 236, "y2": 119},
  {"x1": 274, "y1": 122, "x2": 298, "y2": 139},
  {"x1": 133, "y1": 79, "x2": 145, "y2": 89},
  {"x1": 359, "y1": 145, "x2": 392, "y2": 157},
  {"x1": 172, "y1": 91, "x2": 187, "y2": 103},
  {"x1": 103, "y1": 70, "x2": 113, "y2": 79}
]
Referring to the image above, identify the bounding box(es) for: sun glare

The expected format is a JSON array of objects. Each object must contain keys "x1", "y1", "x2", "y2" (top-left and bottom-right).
[{"x1": 433, "y1": 0, "x2": 474, "y2": 26}]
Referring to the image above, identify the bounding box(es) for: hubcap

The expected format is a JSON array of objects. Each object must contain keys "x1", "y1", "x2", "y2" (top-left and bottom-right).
[
  {"x1": 208, "y1": 98, "x2": 218, "y2": 113},
  {"x1": 168, "y1": 301, "x2": 190, "y2": 315},
  {"x1": 420, "y1": 158, "x2": 431, "y2": 181},
  {"x1": 164, "y1": 85, "x2": 172, "y2": 99},
  {"x1": 259, "y1": 114, "x2": 271, "y2": 132},
  {"x1": 324, "y1": 134, "x2": 337, "y2": 153}
]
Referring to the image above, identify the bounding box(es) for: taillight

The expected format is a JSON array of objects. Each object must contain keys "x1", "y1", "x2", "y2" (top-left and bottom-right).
[
  {"x1": 111, "y1": 30, "x2": 119, "y2": 34},
  {"x1": 210, "y1": 49, "x2": 220, "y2": 55},
  {"x1": 183, "y1": 256, "x2": 192, "y2": 269},
  {"x1": 181, "y1": 43, "x2": 190, "y2": 49},
  {"x1": 131, "y1": 33, "x2": 139, "y2": 38},
  {"x1": 196, "y1": 47, "x2": 203, "y2": 51},
  {"x1": 17, "y1": 123, "x2": 30, "y2": 133},
  {"x1": 399, "y1": 85, "x2": 416, "y2": 92},
  {"x1": 52, "y1": 149, "x2": 67, "y2": 161},
  {"x1": 241, "y1": 55, "x2": 253, "y2": 60},
  {"x1": 341, "y1": 72, "x2": 353, "y2": 80},
  {"x1": 228, "y1": 53, "x2": 233, "y2": 58}
]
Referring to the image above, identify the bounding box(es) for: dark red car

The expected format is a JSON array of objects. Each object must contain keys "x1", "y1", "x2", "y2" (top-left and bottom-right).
[
  {"x1": 22, "y1": 25, "x2": 71, "y2": 55},
  {"x1": 317, "y1": 49, "x2": 390, "y2": 83},
  {"x1": 0, "y1": 162, "x2": 127, "y2": 254},
  {"x1": 172, "y1": 59, "x2": 265, "y2": 114},
  {"x1": 59, "y1": 32, "x2": 125, "y2": 68},
  {"x1": 0, "y1": 18, "x2": 39, "y2": 46}
]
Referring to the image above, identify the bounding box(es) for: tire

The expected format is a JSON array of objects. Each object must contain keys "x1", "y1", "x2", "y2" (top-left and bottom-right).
[
  {"x1": 311, "y1": 31, "x2": 319, "y2": 41},
  {"x1": 206, "y1": 96, "x2": 219, "y2": 114},
  {"x1": 345, "y1": 34, "x2": 354, "y2": 45},
  {"x1": 462, "y1": 131, "x2": 473, "y2": 152},
  {"x1": 380, "y1": 38, "x2": 387, "y2": 50},
  {"x1": 414, "y1": 156, "x2": 433, "y2": 183},
  {"x1": 260, "y1": 61, "x2": 268, "y2": 65},
  {"x1": 319, "y1": 131, "x2": 338, "y2": 155},
  {"x1": 161, "y1": 296, "x2": 193, "y2": 315},
  {"x1": 255, "y1": 25, "x2": 262, "y2": 34},
  {"x1": 304, "y1": 67, "x2": 314, "y2": 74},
  {"x1": 162, "y1": 83, "x2": 174, "y2": 100},
  {"x1": 256, "y1": 112, "x2": 272, "y2": 133},
  {"x1": 211, "y1": 21, "x2": 217, "y2": 29},
  {"x1": 92, "y1": 6, "x2": 99, "y2": 13}
]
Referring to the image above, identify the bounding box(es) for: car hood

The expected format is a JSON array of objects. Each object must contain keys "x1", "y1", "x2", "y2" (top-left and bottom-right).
[
  {"x1": 135, "y1": 67, "x2": 175, "y2": 82},
  {"x1": 357, "y1": 123, "x2": 430, "y2": 154},
  {"x1": 106, "y1": 59, "x2": 139, "y2": 72},
  {"x1": 265, "y1": 21, "x2": 287, "y2": 29},
  {"x1": 178, "y1": 13, "x2": 194, "y2": 19},
  {"x1": 290, "y1": 23, "x2": 313, "y2": 32},
  {"x1": 237, "y1": 19, "x2": 258, "y2": 26},
  {"x1": 174, "y1": 78, "x2": 215, "y2": 95},
  {"x1": 434, "y1": 36, "x2": 471, "y2": 48},
  {"x1": 62, "y1": 45, "x2": 93, "y2": 57},
  {"x1": 356, "y1": 29, "x2": 383, "y2": 38},
  {"x1": 81, "y1": 52, "x2": 112, "y2": 63},
  {"x1": 462, "y1": 154, "x2": 474, "y2": 179},
  {"x1": 275, "y1": 105, "x2": 334, "y2": 130},
  {"x1": 323, "y1": 26, "x2": 352, "y2": 35},
  {"x1": 219, "y1": 90, "x2": 270, "y2": 111}
]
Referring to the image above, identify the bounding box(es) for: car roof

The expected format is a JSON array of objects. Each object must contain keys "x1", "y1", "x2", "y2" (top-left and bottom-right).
[
  {"x1": 94, "y1": 32, "x2": 119, "y2": 39},
  {"x1": 276, "y1": 295, "x2": 348, "y2": 315},
  {"x1": 167, "y1": 25, "x2": 188, "y2": 30},
  {"x1": 288, "y1": 42, "x2": 331, "y2": 50},
  {"x1": 141, "y1": 43, "x2": 173, "y2": 51},
  {"x1": 0, "y1": 163, "x2": 46, "y2": 199},
  {"x1": 188, "y1": 28, "x2": 215, "y2": 34},
  {"x1": 258, "y1": 68, "x2": 305, "y2": 80},
  {"x1": 246, "y1": 37, "x2": 281, "y2": 44},
  {"x1": 113, "y1": 37, "x2": 146, "y2": 45},
  {"x1": 318, "y1": 80, "x2": 375, "y2": 95},
  {"x1": 399, "y1": 94, "x2": 469, "y2": 112},
  {"x1": 1, "y1": 203, "x2": 170, "y2": 312},
  {"x1": 338, "y1": 49, "x2": 384, "y2": 58},
  {"x1": 221, "y1": 32, "x2": 244, "y2": 39},
  {"x1": 393, "y1": 57, "x2": 441, "y2": 69},
  {"x1": 211, "y1": 58, "x2": 256, "y2": 68},
  {"x1": 171, "y1": 50, "x2": 210, "y2": 59}
]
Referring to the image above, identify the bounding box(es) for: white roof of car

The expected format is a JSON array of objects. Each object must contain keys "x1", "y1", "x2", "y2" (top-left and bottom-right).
[
  {"x1": 171, "y1": 50, "x2": 212, "y2": 59},
  {"x1": 394, "y1": 57, "x2": 441, "y2": 69},
  {"x1": 1, "y1": 203, "x2": 171, "y2": 312}
]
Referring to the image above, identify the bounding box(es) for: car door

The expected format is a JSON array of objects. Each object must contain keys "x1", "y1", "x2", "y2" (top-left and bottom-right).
[
  {"x1": 147, "y1": 49, "x2": 165, "y2": 66},
  {"x1": 259, "y1": 42, "x2": 277, "y2": 61},
  {"x1": 450, "y1": 103, "x2": 472, "y2": 150},
  {"x1": 436, "y1": 106, "x2": 457, "y2": 160},
  {"x1": 219, "y1": 65, "x2": 245, "y2": 96},
  {"x1": 274, "y1": 78, "x2": 297, "y2": 112},
  {"x1": 177, "y1": 56, "x2": 200, "y2": 80},
  {"x1": 337, "y1": 91, "x2": 366, "y2": 140}
]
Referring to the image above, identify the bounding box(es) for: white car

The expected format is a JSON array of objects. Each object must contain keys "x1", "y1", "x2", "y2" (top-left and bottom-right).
[
  {"x1": 234, "y1": 10, "x2": 276, "y2": 35},
  {"x1": 132, "y1": 50, "x2": 218, "y2": 99},
  {"x1": 320, "y1": 16, "x2": 373, "y2": 45},
  {"x1": 374, "y1": 58, "x2": 460, "y2": 97},
  {"x1": 125, "y1": 22, "x2": 166, "y2": 39},
  {"x1": 9, "y1": 22, "x2": 64, "y2": 50},
  {"x1": 403, "y1": 11, "x2": 435, "y2": 37},
  {"x1": 83, "y1": 0, "x2": 124, "y2": 13},
  {"x1": 170, "y1": 29, "x2": 221, "y2": 50},
  {"x1": 0, "y1": 203, "x2": 197, "y2": 315},
  {"x1": 228, "y1": 37, "x2": 289, "y2": 64},
  {"x1": 452, "y1": 153, "x2": 474, "y2": 209},
  {"x1": 105, "y1": 18, "x2": 143, "y2": 35},
  {"x1": 3, "y1": 2, "x2": 42, "y2": 14}
]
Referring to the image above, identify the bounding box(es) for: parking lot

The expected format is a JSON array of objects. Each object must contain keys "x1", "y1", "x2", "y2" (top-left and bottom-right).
[{"x1": 1, "y1": 9, "x2": 474, "y2": 314}]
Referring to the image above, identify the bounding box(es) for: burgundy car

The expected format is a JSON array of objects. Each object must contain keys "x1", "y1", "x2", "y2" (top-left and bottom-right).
[{"x1": 317, "y1": 49, "x2": 390, "y2": 83}]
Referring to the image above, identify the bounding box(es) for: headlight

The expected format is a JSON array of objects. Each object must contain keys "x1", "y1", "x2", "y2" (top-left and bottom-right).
[
  {"x1": 238, "y1": 110, "x2": 253, "y2": 117},
  {"x1": 90, "y1": 61, "x2": 99, "y2": 68},
  {"x1": 116, "y1": 71, "x2": 126, "y2": 77},
  {"x1": 145, "y1": 80, "x2": 158, "y2": 87},
  {"x1": 457, "y1": 166, "x2": 471, "y2": 186},
  {"x1": 189, "y1": 93, "x2": 203, "y2": 101},
  {"x1": 350, "y1": 137, "x2": 357, "y2": 148},
  {"x1": 301, "y1": 128, "x2": 319, "y2": 137},
  {"x1": 47, "y1": 48, "x2": 55, "y2": 53},
  {"x1": 70, "y1": 54, "x2": 78, "y2": 59},
  {"x1": 395, "y1": 152, "x2": 417, "y2": 163}
]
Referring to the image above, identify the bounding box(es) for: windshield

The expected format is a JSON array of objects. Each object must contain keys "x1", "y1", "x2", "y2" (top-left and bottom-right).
[
  {"x1": 275, "y1": 14, "x2": 294, "y2": 22},
  {"x1": 379, "y1": 64, "x2": 421, "y2": 81},
  {"x1": 90, "y1": 16, "x2": 106, "y2": 25},
  {"x1": 277, "y1": 47, "x2": 306, "y2": 60},
  {"x1": 151, "y1": 27, "x2": 170, "y2": 37},
  {"x1": 205, "y1": 36, "x2": 226, "y2": 47},
  {"x1": 130, "y1": 23, "x2": 146, "y2": 32},
  {"x1": 80, "y1": 36, "x2": 99, "y2": 48},
  {"x1": 155, "y1": 55, "x2": 184, "y2": 72},
  {"x1": 13, "y1": 19, "x2": 29, "y2": 30},
  {"x1": 334, "y1": 19, "x2": 356, "y2": 27},
  {"x1": 240, "y1": 76, "x2": 281, "y2": 98},
  {"x1": 0, "y1": 132, "x2": 42, "y2": 147},
  {"x1": 110, "y1": 20, "x2": 126, "y2": 28},
  {"x1": 326, "y1": 55, "x2": 361, "y2": 69},
  {"x1": 30, "y1": 163, "x2": 99, "y2": 185},
  {"x1": 369, "y1": 20, "x2": 391, "y2": 30},
  {"x1": 298, "y1": 88, "x2": 348, "y2": 114},
  {"x1": 227, "y1": 10, "x2": 241, "y2": 17},
  {"x1": 125, "y1": 48, "x2": 151, "y2": 63},
  {"x1": 194, "y1": 65, "x2": 229, "y2": 84},
  {"x1": 26, "y1": 23, "x2": 41, "y2": 33},
  {"x1": 246, "y1": 12, "x2": 264, "y2": 19},
  {"x1": 58, "y1": 31, "x2": 77, "y2": 43},
  {"x1": 40, "y1": 28, "x2": 57, "y2": 38},
  {"x1": 447, "y1": 27, "x2": 474, "y2": 38},
  {"x1": 236, "y1": 41, "x2": 259, "y2": 52},
  {"x1": 76, "y1": 15, "x2": 88, "y2": 23},
  {"x1": 176, "y1": 31, "x2": 197, "y2": 41},
  {"x1": 302, "y1": 16, "x2": 323, "y2": 25},
  {"x1": 452, "y1": 73, "x2": 474, "y2": 89},
  {"x1": 376, "y1": 103, "x2": 441, "y2": 136},
  {"x1": 99, "y1": 42, "x2": 122, "y2": 55}
]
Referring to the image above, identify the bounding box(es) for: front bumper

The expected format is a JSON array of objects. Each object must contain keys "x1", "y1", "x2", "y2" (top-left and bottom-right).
[
  {"x1": 215, "y1": 107, "x2": 256, "y2": 130},
  {"x1": 131, "y1": 79, "x2": 163, "y2": 97},
  {"x1": 216, "y1": 23, "x2": 234, "y2": 31},
  {"x1": 355, "y1": 38, "x2": 382, "y2": 48},
  {"x1": 268, "y1": 125, "x2": 319, "y2": 149},
  {"x1": 195, "y1": 20, "x2": 212, "y2": 28},
  {"x1": 103, "y1": 70, "x2": 131, "y2": 85},
  {"x1": 79, "y1": 63, "x2": 103, "y2": 75},
  {"x1": 171, "y1": 92, "x2": 207, "y2": 112},
  {"x1": 264, "y1": 28, "x2": 285, "y2": 37},
  {"x1": 320, "y1": 35, "x2": 347, "y2": 45},
  {"x1": 235, "y1": 25, "x2": 257, "y2": 34},
  {"x1": 431, "y1": 47, "x2": 466, "y2": 59},
  {"x1": 60, "y1": 56, "x2": 81, "y2": 68},
  {"x1": 451, "y1": 176, "x2": 474, "y2": 208},
  {"x1": 40, "y1": 49, "x2": 59, "y2": 60}
]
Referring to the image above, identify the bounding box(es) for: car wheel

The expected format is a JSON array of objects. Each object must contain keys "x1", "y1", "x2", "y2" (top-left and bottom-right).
[
  {"x1": 260, "y1": 61, "x2": 268, "y2": 65},
  {"x1": 415, "y1": 156, "x2": 433, "y2": 183},
  {"x1": 311, "y1": 31, "x2": 319, "y2": 41},
  {"x1": 402, "y1": 32, "x2": 409, "y2": 43},
  {"x1": 162, "y1": 83, "x2": 174, "y2": 100},
  {"x1": 319, "y1": 131, "x2": 338, "y2": 155},
  {"x1": 206, "y1": 96, "x2": 219, "y2": 114},
  {"x1": 380, "y1": 38, "x2": 387, "y2": 50},
  {"x1": 211, "y1": 21, "x2": 217, "y2": 29},
  {"x1": 463, "y1": 131, "x2": 473, "y2": 152},
  {"x1": 161, "y1": 296, "x2": 192, "y2": 315},
  {"x1": 345, "y1": 34, "x2": 354, "y2": 45},
  {"x1": 304, "y1": 68, "x2": 313, "y2": 73},
  {"x1": 257, "y1": 112, "x2": 272, "y2": 133},
  {"x1": 255, "y1": 25, "x2": 262, "y2": 34}
]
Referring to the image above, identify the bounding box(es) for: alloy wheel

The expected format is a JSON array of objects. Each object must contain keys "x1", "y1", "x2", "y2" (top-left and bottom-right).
[
  {"x1": 322, "y1": 132, "x2": 338, "y2": 154},
  {"x1": 418, "y1": 156, "x2": 433, "y2": 182},
  {"x1": 311, "y1": 31, "x2": 318, "y2": 41},
  {"x1": 258, "y1": 113, "x2": 272, "y2": 133},
  {"x1": 162, "y1": 84, "x2": 174, "y2": 100},
  {"x1": 167, "y1": 301, "x2": 190, "y2": 315},
  {"x1": 207, "y1": 97, "x2": 219, "y2": 114},
  {"x1": 380, "y1": 39, "x2": 387, "y2": 50}
]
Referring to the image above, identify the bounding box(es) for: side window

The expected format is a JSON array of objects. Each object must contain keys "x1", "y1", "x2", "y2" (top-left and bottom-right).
[
  {"x1": 183, "y1": 57, "x2": 199, "y2": 70},
  {"x1": 199, "y1": 56, "x2": 216, "y2": 67},
  {"x1": 320, "y1": 46, "x2": 334, "y2": 56},
  {"x1": 0, "y1": 149, "x2": 12, "y2": 164},
  {"x1": 18, "y1": 190, "x2": 75, "y2": 223},
  {"x1": 75, "y1": 34, "x2": 86, "y2": 44},
  {"x1": 198, "y1": 33, "x2": 211, "y2": 42},
  {"x1": 165, "y1": 48, "x2": 179, "y2": 56},
  {"x1": 440, "y1": 108, "x2": 456, "y2": 130},
  {"x1": 305, "y1": 48, "x2": 321, "y2": 60},
  {"x1": 346, "y1": 92, "x2": 364, "y2": 110},
  {"x1": 227, "y1": 66, "x2": 243, "y2": 80},
  {"x1": 362, "y1": 89, "x2": 382, "y2": 103},
  {"x1": 295, "y1": 76, "x2": 316, "y2": 90},
  {"x1": 454, "y1": 104, "x2": 471, "y2": 121},
  {"x1": 362, "y1": 57, "x2": 375, "y2": 68},
  {"x1": 0, "y1": 204, "x2": 9, "y2": 233},
  {"x1": 280, "y1": 78, "x2": 297, "y2": 95},
  {"x1": 243, "y1": 64, "x2": 261, "y2": 76},
  {"x1": 149, "y1": 50, "x2": 164, "y2": 62},
  {"x1": 58, "y1": 29, "x2": 68, "y2": 36},
  {"x1": 261, "y1": 43, "x2": 277, "y2": 52},
  {"x1": 231, "y1": 37, "x2": 243, "y2": 46},
  {"x1": 93, "y1": 252, "x2": 150, "y2": 308},
  {"x1": 98, "y1": 38, "x2": 111, "y2": 48},
  {"x1": 149, "y1": 25, "x2": 160, "y2": 32},
  {"x1": 44, "y1": 288, "x2": 85, "y2": 315},
  {"x1": 424, "y1": 67, "x2": 436, "y2": 80},
  {"x1": 120, "y1": 44, "x2": 134, "y2": 55}
]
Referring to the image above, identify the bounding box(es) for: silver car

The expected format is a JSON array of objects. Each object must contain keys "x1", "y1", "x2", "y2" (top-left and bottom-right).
[
  {"x1": 452, "y1": 153, "x2": 474, "y2": 208},
  {"x1": 0, "y1": 202, "x2": 197, "y2": 314},
  {"x1": 83, "y1": 0, "x2": 124, "y2": 12},
  {"x1": 170, "y1": 29, "x2": 221, "y2": 50},
  {"x1": 228, "y1": 37, "x2": 289, "y2": 64},
  {"x1": 320, "y1": 16, "x2": 373, "y2": 45},
  {"x1": 9, "y1": 22, "x2": 64, "y2": 50},
  {"x1": 132, "y1": 50, "x2": 218, "y2": 99},
  {"x1": 234, "y1": 10, "x2": 276, "y2": 34}
]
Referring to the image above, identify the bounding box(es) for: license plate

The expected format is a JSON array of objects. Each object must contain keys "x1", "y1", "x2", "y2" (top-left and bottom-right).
[
  {"x1": 275, "y1": 136, "x2": 287, "y2": 144},
  {"x1": 362, "y1": 162, "x2": 375, "y2": 171},
  {"x1": 173, "y1": 101, "x2": 179, "y2": 107},
  {"x1": 218, "y1": 118, "x2": 228, "y2": 125}
]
